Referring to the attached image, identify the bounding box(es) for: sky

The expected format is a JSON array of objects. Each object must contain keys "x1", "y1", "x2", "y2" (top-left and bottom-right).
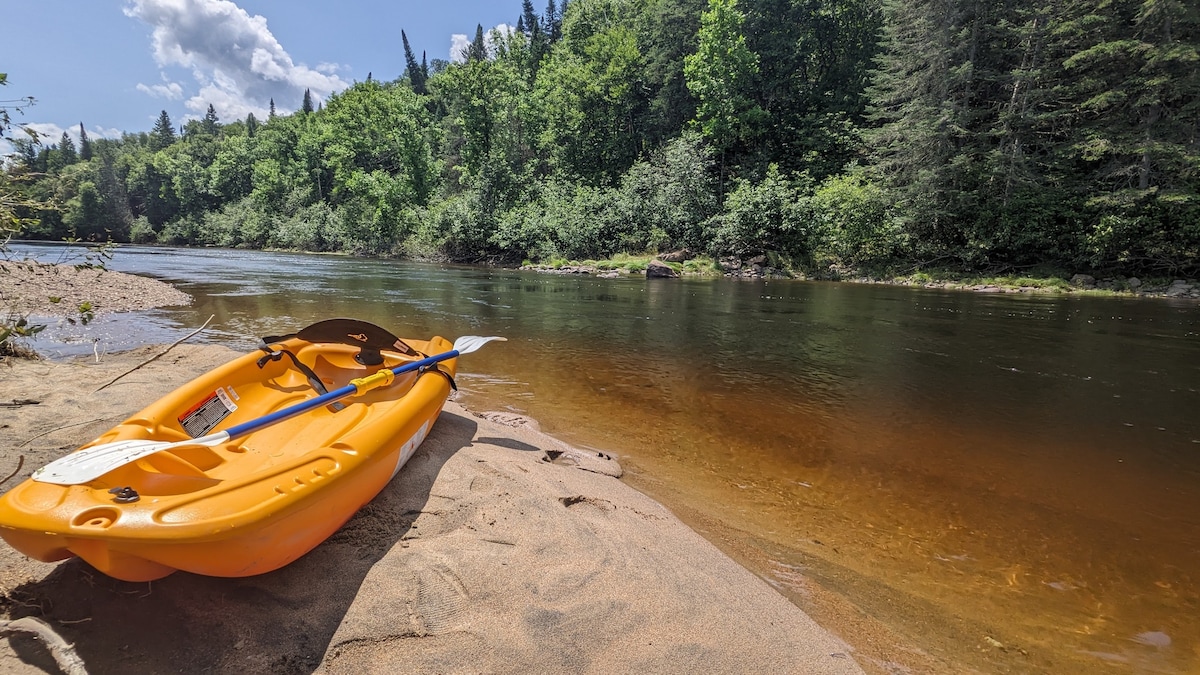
[{"x1": 0, "y1": 0, "x2": 520, "y2": 149}]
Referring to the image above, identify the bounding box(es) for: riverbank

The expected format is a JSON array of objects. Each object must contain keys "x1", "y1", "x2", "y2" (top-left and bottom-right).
[
  {"x1": 0, "y1": 345, "x2": 871, "y2": 674},
  {"x1": 519, "y1": 255, "x2": 1200, "y2": 300},
  {"x1": 0, "y1": 261, "x2": 192, "y2": 317}
]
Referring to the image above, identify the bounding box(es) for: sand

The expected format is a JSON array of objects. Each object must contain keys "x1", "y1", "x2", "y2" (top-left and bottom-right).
[{"x1": 0, "y1": 345, "x2": 864, "y2": 674}]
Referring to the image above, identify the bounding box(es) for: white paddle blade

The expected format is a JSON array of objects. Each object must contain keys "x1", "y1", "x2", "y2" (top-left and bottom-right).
[
  {"x1": 32, "y1": 432, "x2": 231, "y2": 486},
  {"x1": 452, "y1": 335, "x2": 507, "y2": 354}
]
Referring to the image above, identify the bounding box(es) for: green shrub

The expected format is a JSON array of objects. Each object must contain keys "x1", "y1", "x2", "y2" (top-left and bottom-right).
[
  {"x1": 809, "y1": 173, "x2": 905, "y2": 268},
  {"x1": 129, "y1": 216, "x2": 156, "y2": 244},
  {"x1": 708, "y1": 164, "x2": 809, "y2": 259}
]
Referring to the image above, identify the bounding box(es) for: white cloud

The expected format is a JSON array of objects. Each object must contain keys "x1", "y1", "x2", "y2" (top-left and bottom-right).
[
  {"x1": 6, "y1": 122, "x2": 121, "y2": 148},
  {"x1": 92, "y1": 126, "x2": 123, "y2": 140},
  {"x1": 450, "y1": 34, "x2": 471, "y2": 63},
  {"x1": 449, "y1": 24, "x2": 518, "y2": 64},
  {"x1": 124, "y1": 0, "x2": 349, "y2": 120},
  {"x1": 136, "y1": 81, "x2": 184, "y2": 100},
  {"x1": 0, "y1": 123, "x2": 120, "y2": 160}
]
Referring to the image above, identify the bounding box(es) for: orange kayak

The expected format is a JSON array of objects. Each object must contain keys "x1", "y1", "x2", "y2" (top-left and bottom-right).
[{"x1": 0, "y1": 319, "x2": 463, "y2": 581}]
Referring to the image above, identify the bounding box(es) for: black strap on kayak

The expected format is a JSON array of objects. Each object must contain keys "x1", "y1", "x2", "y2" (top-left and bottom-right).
[
  {"x1": 257, "y1": 343, "x2": 347, "y2": 412},
  {"x1": 419, "y1": 364, "x2": 457, "y2": 391}
]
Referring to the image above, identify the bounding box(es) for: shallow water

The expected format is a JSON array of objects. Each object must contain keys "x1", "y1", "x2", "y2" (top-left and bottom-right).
[{"x1": 9, "y1": 243, "x2": 1200, "y2": 671}]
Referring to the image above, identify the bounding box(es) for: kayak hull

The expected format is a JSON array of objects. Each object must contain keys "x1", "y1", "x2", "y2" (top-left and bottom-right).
[{"x1": 0, "y1": 333, "x2": 455, "y2": 581}]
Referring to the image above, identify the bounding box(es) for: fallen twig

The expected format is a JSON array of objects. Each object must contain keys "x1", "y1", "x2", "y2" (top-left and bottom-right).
[
  {"x1": 1, "y1": 456, "x2": 24, "y2": 487},
  {"x1": 94, "y1": 314, "x2": 215, "y2": 393},
  {"x1": 19, "y1": 419, "x2": 106, "y2": 449},
  {"x1": 0, "y1": 616, "x2": 88, "y2": 675},
  {"x1": 0, "y1": 399, "x2": 40, "y2": 408}
]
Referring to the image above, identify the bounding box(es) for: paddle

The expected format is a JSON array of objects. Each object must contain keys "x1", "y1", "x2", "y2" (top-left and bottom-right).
[{"x1": 32, "y1": 336, "x2": 506, "y2": 486}]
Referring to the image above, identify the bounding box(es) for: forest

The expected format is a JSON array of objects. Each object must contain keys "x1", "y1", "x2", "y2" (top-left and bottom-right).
[{"x1": 3, "y1": 0, "x2": 1198, "y2": 276}]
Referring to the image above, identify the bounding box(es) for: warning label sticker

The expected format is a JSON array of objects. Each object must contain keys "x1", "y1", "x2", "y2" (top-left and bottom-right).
[{"x1": 179, "y1": 388, "x2": 238, "y2": 438}]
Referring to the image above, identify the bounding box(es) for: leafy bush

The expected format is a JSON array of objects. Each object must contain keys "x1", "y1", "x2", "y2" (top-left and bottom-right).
[
  {"x1": 708, "y1": 164, "x2": 810, "y2": 259},
  {"x1": 809, "y1": 173, "x2": 905, "y2": 268},
  {"x1": 615, "y1": 133, "x2": 717, "y2": 252},
  {"x1": 270, "y1": 202, "x2": 336, "y2": 251},
  {"x1": 129, "y1": 216, "x2": 156, "y2": 244}
]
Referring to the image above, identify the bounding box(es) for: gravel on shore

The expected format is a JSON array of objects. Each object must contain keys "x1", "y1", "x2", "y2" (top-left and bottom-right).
[{"x1": 0, "y1": 261, "x2": 191, "y2": 316}]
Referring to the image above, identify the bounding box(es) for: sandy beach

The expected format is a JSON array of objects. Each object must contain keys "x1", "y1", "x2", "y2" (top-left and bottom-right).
[{"x1": 0, "y1": 343, "x2": 869, "y2": 673}]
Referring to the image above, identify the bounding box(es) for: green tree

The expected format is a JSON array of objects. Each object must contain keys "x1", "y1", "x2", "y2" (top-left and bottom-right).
[
  {"x1": 742, "y1": 0, "x2": 882, "y2": 178},
  {"x1": 638, "y1": 0, "x2": 707, "y2": 147},
  {"x1": 301, "y1": 89, "x2": 315, "y2": 114},
  {"x1": 320, "y1": 81, "x2": 440, "y2": 251},
  {"x1": 467, "y1": 24, "x2": 488, "y2": 61},
  {"x1": 535, "y1": 1, "x2": 646, "y2": 185},
  {"x1": 684, "y1": 0, "x2": 766, "y2": 188},
  {"x1": 149, "y1": 110, "x2": 176, "y2": 150},
  {"x1": 202, "y1": 103, "x2": 220, "y2": 135},
  {"x1": 78, "y1": 122, "x2": 93, "y2": 161},
  {"x1": 58, "y1": 132, "x2": 78, "y2": 166},
  {"x1": 402, "y1": 30, "x2": 428, "y2": 94}
]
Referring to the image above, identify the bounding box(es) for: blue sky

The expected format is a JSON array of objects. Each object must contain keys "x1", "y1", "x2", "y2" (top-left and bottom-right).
[{"x1": 0, "y1": 0, "x2": 520, "y2": 147}]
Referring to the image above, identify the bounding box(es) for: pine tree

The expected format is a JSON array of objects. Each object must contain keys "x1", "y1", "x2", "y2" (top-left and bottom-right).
[
  {"x1": 78, "y1": 122, "x2": 92, "y2": 161},
  {"x1": 245, "y1": 112, "x2": 259, "y2": 137},
  {"x1": 150, "y1": 110, "x2": 176, "y2": 150},
  {"x1": 59, "y1": 132, "x2": 78, "y2": 166},
  {"x1": 402, "y1": 30, "x2": 427, "y2": 94},
  {"x1": 301, "y1": 89, "x2": 315, "y2": 114},
  {"x1": 522, "y1": 0, "x2": 540, "y2": 37},
  {"x1": 466, "y1": 24, "x2": 488, "y2": 62},
  {"x1": 268, "y1": 98, "x2": 277, "y2": 119},
  {"x1": 543, "y1": 0, "x2": 561, "y2": 42},
  {"x1": 202, "y1": 103, "x2": 220, "y2": 135}
]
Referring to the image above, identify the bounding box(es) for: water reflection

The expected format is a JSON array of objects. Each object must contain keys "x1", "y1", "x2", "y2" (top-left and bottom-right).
[{"x1": 9, "y1": 243, "x2": 1200, "y2": 672}]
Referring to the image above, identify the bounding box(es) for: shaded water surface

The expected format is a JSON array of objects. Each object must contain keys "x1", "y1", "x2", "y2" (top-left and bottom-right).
[{"x1": 12, "y1": 244, "x2": 1200, "y2": 672}]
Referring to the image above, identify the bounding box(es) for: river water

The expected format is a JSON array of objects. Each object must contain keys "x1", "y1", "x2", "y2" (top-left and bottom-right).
[{"x1": 9, "y1": 244, "x2": 1200, "y2": 672}]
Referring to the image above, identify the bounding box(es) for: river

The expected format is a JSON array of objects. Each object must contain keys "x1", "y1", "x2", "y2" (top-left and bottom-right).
[{"x1": 8, "y1": 243, "x2": 1200, "y2": 672}]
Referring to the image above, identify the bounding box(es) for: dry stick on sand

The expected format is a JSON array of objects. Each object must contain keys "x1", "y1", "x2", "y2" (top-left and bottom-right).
[
  {"x1": 0, "y1": 617, "x2": 88, "y2": 675},
  {"x1": 1, "y1": 456, "x2": 25, "y2": 488},
  {"x1": 93, "y1": 314, "x2": 215, "y2": 393}
]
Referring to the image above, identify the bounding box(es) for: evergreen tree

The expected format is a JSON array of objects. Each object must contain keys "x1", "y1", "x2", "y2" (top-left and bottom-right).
[
  {"x1": 402, "y1": 30, "x2": 427, "y2": 94},
  {"x1": 78, "y1": 122, "x2": 93, "y2": 161},
  {"x1": 245, "y1": 112, "x2": 259, "y2": 138},
  {"x1": 543, "y1": 0, "x2": 562, "y2": 42},
  {"x1": 268, "y1": 98, "x2": 277, "y2": 119},
  {"x1": 150, "y1": 110, "x2": 176, "y2": 150},
  {"x1": 466, "y1": 24, "x2": 488, "y2": 61},
  {"x1": 522, "y1": 0, "x2": 541, "y2": 36},
  {"x1": 59, "y1": 131, "x2": 78, "y2": 166},
  {"x1": 202, "y1": 103, "x2": 220, "y2": 135},
  {"x1": 301, "y1": 89, "x2": 315, "y2": 114}
]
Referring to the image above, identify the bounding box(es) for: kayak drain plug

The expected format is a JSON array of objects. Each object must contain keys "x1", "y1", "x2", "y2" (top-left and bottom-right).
[{"x1": 108, "y1": 487, "x2": 140, "y2": 504}]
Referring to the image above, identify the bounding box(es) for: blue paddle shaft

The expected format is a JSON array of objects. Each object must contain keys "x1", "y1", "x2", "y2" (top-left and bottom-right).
[{"x1": 222, "y1": 349, "x2": 460, "y2": 440}]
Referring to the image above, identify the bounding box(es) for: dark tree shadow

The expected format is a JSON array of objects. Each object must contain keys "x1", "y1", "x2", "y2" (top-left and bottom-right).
[{"x1": 5, "y1": 410, "x2": 479, "y2": 675}]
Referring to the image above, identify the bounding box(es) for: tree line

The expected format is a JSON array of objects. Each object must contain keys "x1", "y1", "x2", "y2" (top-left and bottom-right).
[{"x1": 5, "y1": 0, "x2": 1198, "y2": 275}]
